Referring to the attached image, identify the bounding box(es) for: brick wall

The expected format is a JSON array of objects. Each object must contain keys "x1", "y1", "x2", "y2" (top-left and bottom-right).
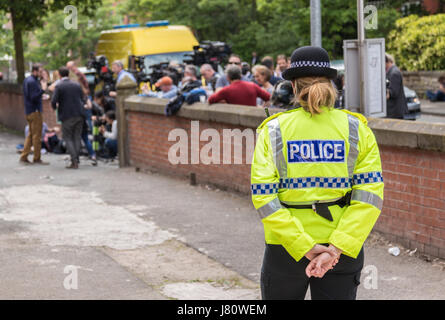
[
  {"x1": 402, "y1": 71, "x2": 445, "y2": 98},
  {"x1": 127, "y1": 111, "x2": 252, "y2": 194},
  {"x1": 0, "y1": 83, "x2": 60, "y2": 133},
  {"x1": 378, "y1": 145, "x2": 445, "y2": 258}
]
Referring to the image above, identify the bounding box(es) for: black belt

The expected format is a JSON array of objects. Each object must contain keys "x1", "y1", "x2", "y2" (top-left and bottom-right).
[{"x1": 280, "y1": 192, "x2": 352, "y2": 222}]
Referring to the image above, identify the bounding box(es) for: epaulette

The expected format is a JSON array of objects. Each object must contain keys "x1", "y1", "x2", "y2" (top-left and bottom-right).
[
  {"x1": 341, "y1": 109, "x2": 368, "y2": 126},
  {"x1": 257, "y1": 108, "x2": 300, "y2": 131}
]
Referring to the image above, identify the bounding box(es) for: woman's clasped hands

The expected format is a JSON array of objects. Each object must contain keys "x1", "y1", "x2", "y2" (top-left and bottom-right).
[{"x1": 304, "y1": 244, "x2": 342, "y2": 278}]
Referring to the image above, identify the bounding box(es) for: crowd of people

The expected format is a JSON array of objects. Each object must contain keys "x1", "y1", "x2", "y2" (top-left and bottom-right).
[
  {"x1": 19, "y1": 61, "x2": 122, "y2": 168},
  {"x1": 138, "y1": 52, "x2": 348, "y2": 113}
]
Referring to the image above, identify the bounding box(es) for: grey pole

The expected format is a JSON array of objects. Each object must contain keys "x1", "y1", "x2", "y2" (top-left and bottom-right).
[
  {"x1": 357, "y1": 0, "x2": 366, "y2": 114},
  {"x1": 310, "y1": 0, "x2": 322, "y2": 47}
]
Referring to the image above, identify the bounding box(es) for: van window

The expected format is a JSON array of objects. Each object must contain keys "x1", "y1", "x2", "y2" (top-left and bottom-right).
[{"x1": 143, "y1": 51, "x2": 193, "y2": 74}]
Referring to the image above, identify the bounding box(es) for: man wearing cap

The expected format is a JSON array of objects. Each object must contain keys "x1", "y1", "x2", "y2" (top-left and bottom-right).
[
  {"x1": 141, "y1": 76, "x2": 177, "y2": 99},
  {"x1": 251, "y1": 46, "x2": 384, "y2": 300}
]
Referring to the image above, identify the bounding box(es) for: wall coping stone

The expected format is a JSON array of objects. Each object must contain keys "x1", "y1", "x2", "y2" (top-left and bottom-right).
[
  {"x1": 125, "y1": 95, "x2": 445, "y2": 152},
  {"x1": 402, "y1": 71, "x2": 445, "y2": 77},
  {"x1": 0, "y1": 82, "x2": 22, "y2": 94}
]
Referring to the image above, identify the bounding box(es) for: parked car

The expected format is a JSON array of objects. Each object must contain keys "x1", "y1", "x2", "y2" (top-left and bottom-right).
[
  {"x1": 331, "y1": 59, "x2": 421, "y2": 119},
  {"x1": 403, "y1": 86, "x2": 421, "y2": 120}
]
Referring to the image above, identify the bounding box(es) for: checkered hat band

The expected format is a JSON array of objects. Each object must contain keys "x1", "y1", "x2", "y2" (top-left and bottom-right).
[{"x1": 290, "y1": 61, "x2": 331, "y2": 68}]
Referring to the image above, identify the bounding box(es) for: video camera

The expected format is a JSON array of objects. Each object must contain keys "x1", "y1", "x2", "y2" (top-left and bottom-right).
[
  {"x1": 183, "y1": 41, "x2": 232, "y2": 72},
  {"x1": 87, "y1": 53, "x2": 115, "y2": 96},
  {"x1": 148, "y1": 62, "x2": 184, "y2": 87},
  {"x1": 128, "y1": 55, "x2": 150, "y2": 85}
]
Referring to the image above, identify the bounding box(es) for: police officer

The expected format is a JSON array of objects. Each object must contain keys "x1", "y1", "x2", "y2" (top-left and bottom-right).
[{"x1": 251, "y1": 46, "x2": 384, "y2": 300}]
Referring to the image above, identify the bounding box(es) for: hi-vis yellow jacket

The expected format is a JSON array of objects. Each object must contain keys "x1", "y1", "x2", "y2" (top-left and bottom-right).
[{"x1": 251, "y1": 106, "x2": 384, "y2": 262}]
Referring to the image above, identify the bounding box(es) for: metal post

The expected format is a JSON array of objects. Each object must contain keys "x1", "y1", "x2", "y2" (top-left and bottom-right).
[
  {"x1": 357, "y1": 0, "x2": 366, "y2": 115},
  {"x1": 310, "y1": 0, "x2": 322, "y2": 47}
]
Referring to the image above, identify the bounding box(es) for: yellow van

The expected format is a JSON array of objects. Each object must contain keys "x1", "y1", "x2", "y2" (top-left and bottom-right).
[{"x1": 96, "y1": 20, "x2": 199, "y2": 74}]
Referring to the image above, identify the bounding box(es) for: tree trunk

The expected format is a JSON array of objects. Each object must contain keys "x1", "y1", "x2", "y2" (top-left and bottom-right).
[
  {"x1": 251, "y1": 0, "x2": 257, "y2": 21},
  {"x1": 10, "y1": 6, "x2": 25, "y2": 85}
]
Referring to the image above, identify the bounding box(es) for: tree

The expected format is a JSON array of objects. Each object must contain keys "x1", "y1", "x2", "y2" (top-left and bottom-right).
[
  {"x1": 387, "y1": 14, "x2": 445, "y2": 71},
  {"x1": 120, "y1": 0, "x2": 403, "y2": 62},
  {"x1": 26, "y1": 0, "x2": 121, "y2": 70},
  {"x1": 0, "y1": 14, "x2": 14, "y2": 59},
  {"x1": 0, "y1": 0, "x2": 102, "y2": 84}
]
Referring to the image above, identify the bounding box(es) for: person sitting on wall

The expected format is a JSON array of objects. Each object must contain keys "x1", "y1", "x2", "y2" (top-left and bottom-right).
[
  {"x1": 208, "y1": 65, "x2": 271, "y2": 107},
  {"x1": 141, "y1": 76, "x2": 178, "y2": 99},
  {"x1": 426, "y1": 76, "x2": 445, "y2": 102}
]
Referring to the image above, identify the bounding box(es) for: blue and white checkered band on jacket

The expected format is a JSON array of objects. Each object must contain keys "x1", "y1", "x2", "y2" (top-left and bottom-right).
[{"x1": 290, "y1": 61, "x2": 331, "y2": 68}]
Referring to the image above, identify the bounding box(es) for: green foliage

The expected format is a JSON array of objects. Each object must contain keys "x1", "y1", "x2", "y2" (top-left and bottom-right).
[
  {"x1": 0, "y1": 0, "x2": 102, "y2": 83},
  {"x1": 0, "y1": 14, "x2": 14, "y2": 59},
  {"x1": 26, "y1": 0, "x2": 120, "y2": 70},
  {"x1": 0, "y1": 0, "x2": 102, "y2": 32},
  {"x1": 120, "y1": 0, "x2": 403, "y2": 62},
  {"x1": 387, "y1": 14, "x2": 445, "y2": 71}
]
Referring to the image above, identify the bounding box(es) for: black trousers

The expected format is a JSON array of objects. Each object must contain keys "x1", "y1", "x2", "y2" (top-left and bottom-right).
[
  {"x1": 62, "y1": 116, "x2": 84, "y2": 163},
  {"x1": 261, "y1": 244, "x2": 364, "y2": 300}
]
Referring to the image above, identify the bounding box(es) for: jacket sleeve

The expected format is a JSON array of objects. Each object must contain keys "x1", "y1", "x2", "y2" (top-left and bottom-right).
[
  {"x1": 29, "y1": 80, "x2": 44, "y2": 103},
  {"x1": 329, "y1": 123, "x2": 384, "y2": 258},
  {"x1": 51, "y1": 86, "x2": 59, "y2": 110},
  {"x1": 251, "y1": 124, "x2": 316, "y2": 262},
  {"x1": 208, "y1": 89, "x2": 225, "y2": 104},
  {"x1": 255, "y1": 84, "x2": 271, "y2": 102},
  {"x1": 387, "y1": 69, "x2": 402, "y2": 100}
]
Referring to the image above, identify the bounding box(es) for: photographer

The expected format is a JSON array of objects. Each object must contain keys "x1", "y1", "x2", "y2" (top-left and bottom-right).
[
  {"x1": 93, "y1": 90, "x2": 115, "y2": 114},
  {"x1": 99, "y1": 110, "x2": 118, "y2": 159},
  {"x1": 181, "y1": 65, "x2": 202, "y2": 89},
  {"x1": 141, "y1": 76, "x2": 178, "y2": 99},
  {"x1": 109, "y1": 60, "x2": 136, "y2": 97},
  {"x1": 200, "y1": 64, "x2": 221, "y2": 92}
]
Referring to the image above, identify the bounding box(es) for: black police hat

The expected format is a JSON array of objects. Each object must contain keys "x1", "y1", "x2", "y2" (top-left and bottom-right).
[{"x1": 282, "y1": 46, "x2": 337, "y2": 81}]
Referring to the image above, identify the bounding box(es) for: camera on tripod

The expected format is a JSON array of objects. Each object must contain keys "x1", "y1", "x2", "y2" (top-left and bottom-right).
[
  {"x1": 128, "y1": 55, "x2": 150, "y2": 85},
  {"x1": 183, "y1": 41, "x2": 232, "y2": 72},
  {"x1": 87, "y1": 54, "x2": 115, "y2": 96}
]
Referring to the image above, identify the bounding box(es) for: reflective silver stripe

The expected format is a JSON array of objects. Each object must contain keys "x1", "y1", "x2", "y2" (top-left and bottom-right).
[
  {"x1": 351, "y1": 189, "x2": 383, "y2": 210},
  {"x1": 347, "y1": 115, "x2": 360, "y2": 180},
  {"x1": 267, "y1": 119, "x2": 287, "y2": 179},
  {"x1": 257, "y1": 198, "x2": 283, "y2": 219},
  {"x1": 281, "y1": 197, "x2": 343, "y2": 206}
]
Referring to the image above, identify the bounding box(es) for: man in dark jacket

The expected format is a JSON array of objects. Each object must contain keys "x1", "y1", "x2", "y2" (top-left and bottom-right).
[
  {"x1": 20, "y1": 64, "x2": 50, "y2": 165},
  {"x1": 51, "y1": 67, "x2": 86, "y2": 169},
  {"x1": 386, "y1": 54, "x2": 408, "y2": 119}
]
